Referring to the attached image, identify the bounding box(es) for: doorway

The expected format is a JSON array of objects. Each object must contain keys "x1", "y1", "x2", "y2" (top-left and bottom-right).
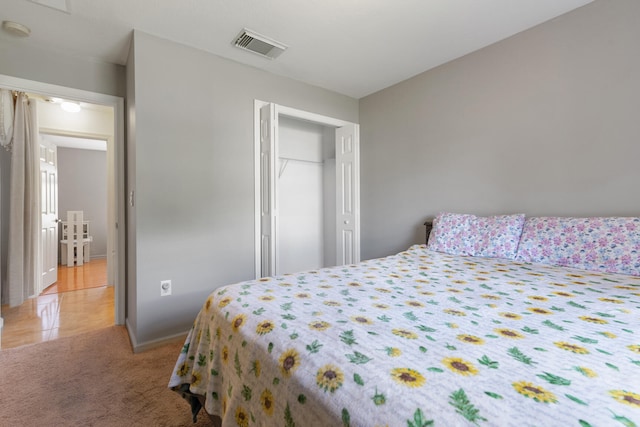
[
  {"x1": 0, "y1": 74, "x2": 125, "y2": 335},
  {"x1": 254, "y1": 101, "x2": 360, "y2": 278},
  {"x1": 40, "y1": 132, "x2": 109, "y2": 278}
]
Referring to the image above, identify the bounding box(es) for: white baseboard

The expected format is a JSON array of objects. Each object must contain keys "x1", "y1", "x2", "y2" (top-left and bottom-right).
[{"x1": 125, "y1": 319, "x2": 189, "y2": 353}]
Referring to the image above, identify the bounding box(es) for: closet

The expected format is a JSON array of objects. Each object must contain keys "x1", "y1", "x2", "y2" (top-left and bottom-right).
[
  {"x1": 257, "y1": 102, "x2": 360, "y2": 277},
  {"x1": 278, "y1": 116, "x2": 336, "y2": 273}
]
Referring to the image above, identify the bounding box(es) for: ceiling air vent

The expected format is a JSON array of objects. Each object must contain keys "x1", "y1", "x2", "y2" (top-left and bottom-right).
[{"x1": 233, "y1": 29, "x2": 287, "y2": 60}]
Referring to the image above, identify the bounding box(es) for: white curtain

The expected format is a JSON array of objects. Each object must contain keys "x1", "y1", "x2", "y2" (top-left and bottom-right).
[{"x1": 6, "y1": 92, "x2": 41, "y2": 307}]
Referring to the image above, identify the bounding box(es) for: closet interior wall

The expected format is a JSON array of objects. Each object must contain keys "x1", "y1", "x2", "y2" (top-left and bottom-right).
[{"x1": 277, "y1": 116, "x2": 336, "y2": 274}]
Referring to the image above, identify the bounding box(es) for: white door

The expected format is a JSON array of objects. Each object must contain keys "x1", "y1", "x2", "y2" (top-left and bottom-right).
[
  {"x1": 260, "y1": 103, "x2": 278, "y2": 277},
  {"x1": 257, "y1": 103, "x2": 359, "y2": 277},
  {"x1": 40, "y1": 140, "x2": 58, "y2": 290},
  {"x1": 335, "y1": 123, "x2": 360, "y2": 265}
]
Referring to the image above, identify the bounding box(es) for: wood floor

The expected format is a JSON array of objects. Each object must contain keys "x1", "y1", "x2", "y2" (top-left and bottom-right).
[{"x1": 0, "y1": 258, "x2": 114, "y2": 350}]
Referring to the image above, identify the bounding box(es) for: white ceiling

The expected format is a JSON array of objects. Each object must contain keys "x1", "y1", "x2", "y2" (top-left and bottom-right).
[{"x1": 2, "y1": 0, "x2": 594, "y2": 98}]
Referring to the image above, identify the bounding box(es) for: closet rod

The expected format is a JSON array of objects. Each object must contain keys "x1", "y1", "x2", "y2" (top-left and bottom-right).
[{"x1": 279, "y1": 156, "x2": 324, "y2": 165}]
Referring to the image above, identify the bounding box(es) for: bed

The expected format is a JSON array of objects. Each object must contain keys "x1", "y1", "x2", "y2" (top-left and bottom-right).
[{"x1": 169, "y1": 213, "x2": 640, "y2": 426}]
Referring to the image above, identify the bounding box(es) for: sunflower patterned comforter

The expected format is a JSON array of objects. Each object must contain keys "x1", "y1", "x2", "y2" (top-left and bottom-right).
[{"x1": 169, "y1": 245, "x2": 640, "y2": 427}]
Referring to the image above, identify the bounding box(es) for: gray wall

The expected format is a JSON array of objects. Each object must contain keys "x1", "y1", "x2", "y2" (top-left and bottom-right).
[
  {"x1": 0, "y1": 41, "x2": 125, "y2": 97},
  {"x1": 359, "y1": 0, "x2": 640, "y2": 260},
  {"x1": 126, "y1": 35, "x2": 138, "y2": 336},
  {"x1": 127, "y1": 31, "x2": 358, "y2": 346},
  {"x1": 57, "y1": 147, "x2": 108, "y2": 260}
]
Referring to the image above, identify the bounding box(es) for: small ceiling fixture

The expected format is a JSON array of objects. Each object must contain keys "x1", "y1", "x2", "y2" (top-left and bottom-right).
[
  {"x1": 2, "y1": 21, "x2": 31, "y2": 37},
  {"x1": 60, "y1": 101, "x2": 81, "y2": 113},
  {"x1": 46, "y1": 97, "x2": 81, "y2": 113},
  {"x1": 233, "y1": 29, "x2": 287, "y2": 60}
]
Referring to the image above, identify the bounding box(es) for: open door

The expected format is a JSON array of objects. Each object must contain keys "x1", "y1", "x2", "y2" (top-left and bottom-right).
[
  {"x1": 335, "y1": 123, "x2": 360, "y2": 266},
  {"x1": 39, "y1": 139, "x2": 58, "y2": 291}
]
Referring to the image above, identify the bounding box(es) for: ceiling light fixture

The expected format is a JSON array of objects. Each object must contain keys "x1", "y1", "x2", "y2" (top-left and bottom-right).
[
  {"x1": 60, "y1": 101, "x2": 81, "y2": 113},
  {"x1": 2, "y1": 21, "x2": 31, "y2": 37}
]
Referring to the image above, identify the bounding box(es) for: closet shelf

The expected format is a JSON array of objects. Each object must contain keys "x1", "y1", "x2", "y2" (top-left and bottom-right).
[{"x1": 278, "y1": 157, "x2": 324, "y2": 178}]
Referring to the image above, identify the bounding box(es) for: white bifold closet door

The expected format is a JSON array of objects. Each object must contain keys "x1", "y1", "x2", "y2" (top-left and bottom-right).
[
  {"x1": 258, "y1": 103, "x2": 359, "y2": 277},
  {"x1": 335, "y1": 123, "x2": 359, "y2": 266},
  {"x1": 259, "y1": 103, "x2": 278, "y2": 278}
]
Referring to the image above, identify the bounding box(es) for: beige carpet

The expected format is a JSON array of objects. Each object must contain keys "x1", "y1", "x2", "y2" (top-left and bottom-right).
[{"x1": 0, "y1": 326, "x2": 212, "y2": 426}]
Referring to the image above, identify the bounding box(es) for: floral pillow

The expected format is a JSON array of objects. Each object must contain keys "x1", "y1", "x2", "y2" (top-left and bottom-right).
[
  {"x1": 428, "y1": 212, "x2": 525, "y2": 259},
  {"x1": 472, "y1": 214, "x2": 526, "y2": 260},
  {"x1": 516, "y1": 216, "x2": 640, "y2": 276},
  {"x1": 427, "y1": 213, "x2": 476, "y2": 256}
]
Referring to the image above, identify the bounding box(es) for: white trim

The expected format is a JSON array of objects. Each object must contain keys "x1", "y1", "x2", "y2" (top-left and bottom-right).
[
  {"x1": 277, "y1": 105, "x2": 352, "y2": 128},
  {"x1": 253, "y1": 100, "x2": 266, "y2": 279},
  {"x1": 126, "y1": 318, "x2": 189, "y2": 353},
  {"x1": 0, "y1": 74, "x2": 126, "y2": 325},
  {"x1": 0, "y1": 75, "x2": 116, "y2": 106},
  {"x1": 253, "y1": 100, "x2": 359, "y2": 279}
]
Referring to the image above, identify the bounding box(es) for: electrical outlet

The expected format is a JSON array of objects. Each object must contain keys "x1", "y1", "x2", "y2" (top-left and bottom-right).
[{"x1": 160, "y1": 280, "x2": 172, "y2": 296}]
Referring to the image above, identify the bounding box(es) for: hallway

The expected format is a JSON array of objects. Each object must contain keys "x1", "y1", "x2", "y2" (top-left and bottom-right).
[{"x1": 0, "y1": 259, "x2": 113, "y2": 350}]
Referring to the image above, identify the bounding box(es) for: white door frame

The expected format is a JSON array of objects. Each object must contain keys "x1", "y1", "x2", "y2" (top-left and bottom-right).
[
  {"x1": 253, "y1": 100, "x2": 359, "y2": 278},
  {"x1": 0, "y1": 74, "x2": 126, "y2": 325}
]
